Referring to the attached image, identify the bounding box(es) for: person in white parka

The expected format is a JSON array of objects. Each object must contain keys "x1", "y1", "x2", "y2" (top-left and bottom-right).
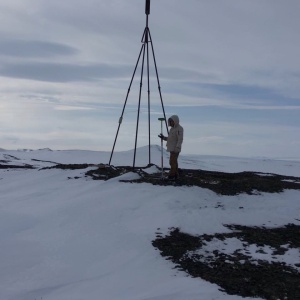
[{"x1": 158, "y1": 115, "x2": 183, "y2": 179}]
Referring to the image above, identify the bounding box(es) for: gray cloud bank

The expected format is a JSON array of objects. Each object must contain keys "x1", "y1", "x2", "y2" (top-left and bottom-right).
[
  {"x1": 0, "y1": 0, "x2": 299, "y2": 157},
  {"x1": 0, "y1": 62, "x2": 131, "y2": 82},
  {"x1": 0, "y1": 39, "x2": 78, "y2": 58}
]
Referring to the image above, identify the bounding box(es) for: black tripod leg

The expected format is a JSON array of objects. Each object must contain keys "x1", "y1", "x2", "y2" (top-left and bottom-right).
[
  {"x1": 133, "y1": 43, "x2": 147, "y2": 168},
  {"x1": 109, "y1": 44, "x2": 145, "y2": 166},
  {"x1": 146, "y1": 29, "x2": 151, "y2": 165},
  {"x1": 148, "y1": 30, "x2": 169, "y2": 134}
]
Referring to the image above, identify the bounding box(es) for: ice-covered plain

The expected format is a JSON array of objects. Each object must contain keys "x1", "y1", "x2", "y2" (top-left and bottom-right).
[{"x1": 0, "y1": 146, "x2": 299, "y2": 300}]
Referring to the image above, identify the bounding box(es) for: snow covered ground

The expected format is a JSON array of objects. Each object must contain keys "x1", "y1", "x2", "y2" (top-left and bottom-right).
[{"x1": 0, "y1": 146, "x2": 299, "y2": 300}]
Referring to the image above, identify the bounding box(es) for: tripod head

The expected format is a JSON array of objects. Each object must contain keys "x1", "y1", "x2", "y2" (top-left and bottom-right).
[{"x1": 145, "y1": 0, "x2": 150, "y2": 15}]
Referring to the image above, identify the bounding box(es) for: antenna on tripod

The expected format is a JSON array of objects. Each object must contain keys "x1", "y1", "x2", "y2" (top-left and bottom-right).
[
  {"x1": 145, "y1": 0, "x2": 150, "y2": 15},
  {"x1": 109, "y1": 0, "x2": 168, "y2": 168}
]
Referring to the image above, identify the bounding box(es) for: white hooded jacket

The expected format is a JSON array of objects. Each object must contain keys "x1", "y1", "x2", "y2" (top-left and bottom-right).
[{"x1": 166, "y1": 115, "x2": 184, "y2": 153}]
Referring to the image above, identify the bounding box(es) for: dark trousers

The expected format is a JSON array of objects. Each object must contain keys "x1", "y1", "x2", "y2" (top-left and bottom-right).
[{"x1": 169, "y1": 152, "x2": 179, "y2": 176}]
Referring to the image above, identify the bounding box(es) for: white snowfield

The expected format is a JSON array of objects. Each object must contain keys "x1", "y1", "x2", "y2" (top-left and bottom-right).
[{"x1": 0, "y1": 146, "x2": 299, "y2": 300}]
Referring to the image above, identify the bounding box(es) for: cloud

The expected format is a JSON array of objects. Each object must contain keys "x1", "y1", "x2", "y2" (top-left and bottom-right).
[
  {"x1": 54, "y1": 105, "x2": 94, "y2": 111},
  {"x1": 0, "y1": 60, "x2": 222, "y2": 84},
  {"x1": 0, "y1": 38, "x2": 78, "y2": 58},
  {"x1": 0, "y1": 0, "x2": 299, "y2": 157},
  {"x1": 165, "y1": 81, "x2": 269, "y2": 100},
  {"x1": 0, "y1": 62, "x2": 132, "y2": 82},
  {"x1": 183, "y1": 120, "x2": 300, "y2": 157}
]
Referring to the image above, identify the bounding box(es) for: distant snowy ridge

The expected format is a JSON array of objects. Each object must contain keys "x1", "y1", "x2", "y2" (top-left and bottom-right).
[{"x1": 0, "y1": 145, "x2": 300, "y2": 176}]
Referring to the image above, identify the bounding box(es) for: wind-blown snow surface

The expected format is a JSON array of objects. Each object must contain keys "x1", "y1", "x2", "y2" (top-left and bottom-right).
[{"x1": 0, "y1": 146, "x2": 300, "y2": 300}]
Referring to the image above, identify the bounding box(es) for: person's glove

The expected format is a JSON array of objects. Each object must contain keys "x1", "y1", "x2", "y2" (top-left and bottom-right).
[{"x1": 158, "y1": 134, "x2": 165, "y2": 139}]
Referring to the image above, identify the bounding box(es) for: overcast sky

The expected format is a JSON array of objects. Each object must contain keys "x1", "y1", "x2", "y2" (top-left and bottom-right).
[{"x1": 1, "y1": 0, "x2": 300, "y2": 159}]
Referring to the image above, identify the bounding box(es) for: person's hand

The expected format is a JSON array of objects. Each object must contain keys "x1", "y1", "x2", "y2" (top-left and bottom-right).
[{"x1": 158, "y1": 134, "x2": 165, "y2": 139}]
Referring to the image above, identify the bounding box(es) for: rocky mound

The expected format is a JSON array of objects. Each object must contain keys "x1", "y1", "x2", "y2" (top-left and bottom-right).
[
  {"x1": 2, "y1": 161, "x2": 300, "y2": 196},
  {"x1": 87, "y1": 164, "x2": 300, "y2": 195}
]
